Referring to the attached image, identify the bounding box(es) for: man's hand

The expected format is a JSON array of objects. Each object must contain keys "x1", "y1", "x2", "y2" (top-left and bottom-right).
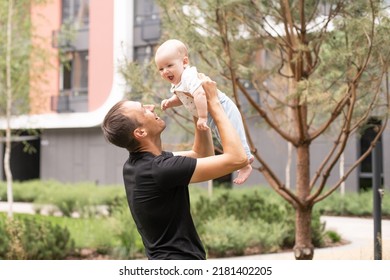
[{"x1": 201, "y1": 77, "x2": 219, "y2": 104}]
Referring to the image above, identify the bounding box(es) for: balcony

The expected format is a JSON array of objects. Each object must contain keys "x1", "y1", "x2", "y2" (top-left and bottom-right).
[{"x1": 51, "y1": 89, "x2": 88, "y2": 113}]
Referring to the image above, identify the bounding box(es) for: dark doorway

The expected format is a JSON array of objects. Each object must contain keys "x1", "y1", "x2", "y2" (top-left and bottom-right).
[
  {"x1": 2, "y1": 132, "x2": 40, "y2": 181},
  {"x1": 358, "y1": 119, "x2": 383, "y2": 192}
]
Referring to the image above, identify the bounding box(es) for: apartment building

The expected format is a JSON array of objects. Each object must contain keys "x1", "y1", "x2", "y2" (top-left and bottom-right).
[{"x1": 0, "y1": 0, "x2": 388, "y2": 192}]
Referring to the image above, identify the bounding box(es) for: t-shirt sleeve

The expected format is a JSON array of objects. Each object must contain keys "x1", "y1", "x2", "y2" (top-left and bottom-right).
[
  {"x1": 181, "y1": 66, "x2": 203, "y2": 95},
  {"x1": 152, "y1": 152, "x2": 197, "y2": 189}
]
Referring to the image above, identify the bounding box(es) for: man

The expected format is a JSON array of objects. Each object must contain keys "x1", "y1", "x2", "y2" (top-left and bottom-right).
[{"x1": 102, "y1": 77, "x2": 247, "y2": 259}]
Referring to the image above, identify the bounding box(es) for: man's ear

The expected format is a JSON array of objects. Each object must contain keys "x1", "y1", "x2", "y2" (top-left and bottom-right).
[{"x1": 133, "y1": 128, "x2": 147, "y2": 140}]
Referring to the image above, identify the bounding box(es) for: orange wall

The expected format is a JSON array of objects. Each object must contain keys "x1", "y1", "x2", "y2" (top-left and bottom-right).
[
  {"x1": 30, "y1": 0, "x2": 61, "y2": 114},
  {"x1": 88, "y1": 0, "x2": 114, "y2": 111},
  {"x1": 30, "y1": 0, "x2": 115, "y2": 114}
]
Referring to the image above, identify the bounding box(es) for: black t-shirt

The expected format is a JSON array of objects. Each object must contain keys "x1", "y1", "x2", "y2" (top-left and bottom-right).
[{"x1": 123, "y1": 151, "x2": 206, "y2": 260}]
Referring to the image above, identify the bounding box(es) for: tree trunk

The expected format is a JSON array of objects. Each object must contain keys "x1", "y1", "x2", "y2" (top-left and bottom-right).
[
  {"x1": 4, "y1": 132, "x2": 13, "y2": 219},
  {"x1": 5, "y1": 0, "x2": 14, "y2": 218},
  {"x1": 293, "y1": 205, "x2": 314, "y2": 260},
  {"x1": 293, "y1": 144, "x2": 314, "y2": 260}
]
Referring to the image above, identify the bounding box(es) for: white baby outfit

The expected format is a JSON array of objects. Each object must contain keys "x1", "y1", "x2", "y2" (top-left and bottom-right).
[{"x1": 170, "y1": 66, "x2": 252, "y2": 160}]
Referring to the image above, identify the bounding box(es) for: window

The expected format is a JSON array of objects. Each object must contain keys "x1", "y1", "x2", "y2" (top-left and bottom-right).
[
  {"x1": 134, "y1": 0, "x2": 160, "y2": 26},
  {"x1": 62, "y1": 0, "x2": 90, "y2": 29},
  {"x1": 134, "y1": 0, "x2": 161, "y2": 43},
  {"x1": 61, "y1": 51, "x2": 89, "y2": 96}
]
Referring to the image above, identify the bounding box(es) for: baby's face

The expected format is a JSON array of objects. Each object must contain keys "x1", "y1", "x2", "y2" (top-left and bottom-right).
[{"x1": 155, "y1": 49, "x2": 186, "y2": 85}]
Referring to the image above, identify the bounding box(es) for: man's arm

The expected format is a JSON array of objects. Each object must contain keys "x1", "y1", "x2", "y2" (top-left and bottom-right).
[
  {"x1": 173, "y1": 117, "x2": 214, "y2": 158},
  {"x1": 190, "y1": 78, "x2": 247, "y2": 183}
]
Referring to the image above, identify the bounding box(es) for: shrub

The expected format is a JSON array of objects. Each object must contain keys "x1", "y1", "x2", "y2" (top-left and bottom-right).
[
  {"x1": 0, "y1": 180, "x2": 125, "y2": 218},
  {"x1": 0, "y1": 218, "x2": 26, "y2": 259},
  {"x1": 193, "y1": 190, "x2": 287, "y2": 225},
  {"x1": 202, "y1": 215, "x2": 285, "y2": 257},
  {"x1": 106, "y1": 200, "x2": 144, "y2": 259},
  {"x1": 202, "y1": 216, "x2": 251, "y2": 257},
  {"x1": 21, "y1": 216, "x2": 74, "y2": 259},
  {"x1": 326, "y1": 230, "x2": 342, "y2": 243},
  {"x1": 0, "y1": 214, "x2": 75, "y2": 260},
  {"x1": 0, "y1": 217, "x2": 10, "y2": 257},
  {"x1": 193, "y1": 190, "x2": 326, "y2": 256},
  {"x1": 316, "y1": 190, "x2": 390, "y2": 217}
]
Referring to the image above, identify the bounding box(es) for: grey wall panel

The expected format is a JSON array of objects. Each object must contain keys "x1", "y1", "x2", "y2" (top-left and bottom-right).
[{"x1": 41, "y1": 127, "x2": 126, "y2": 185}]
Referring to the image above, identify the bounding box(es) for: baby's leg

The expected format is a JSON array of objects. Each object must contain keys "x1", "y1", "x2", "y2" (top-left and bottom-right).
[
  {"x1": 222, "y1": 99, "x2": 254, "y2": 184},
  {"x1": 208, "y1": 96, "x2": 254, "y2": 184}
]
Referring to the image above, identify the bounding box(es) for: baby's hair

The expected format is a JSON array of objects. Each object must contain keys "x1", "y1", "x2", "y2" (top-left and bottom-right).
[
  {"x1": 156, "y1": 39, "x2": 189, "y2": 59},
  {"x1": 172, "y1": 39, "x2": 188, "y2": 58}
]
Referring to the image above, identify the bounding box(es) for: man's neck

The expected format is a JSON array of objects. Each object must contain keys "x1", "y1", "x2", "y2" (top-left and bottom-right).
[{"x1": 136, "y1": 141, "x2": 162, "y2": 156}]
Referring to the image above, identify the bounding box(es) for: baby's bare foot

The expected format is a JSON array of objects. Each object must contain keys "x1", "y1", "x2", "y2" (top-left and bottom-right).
[{"x1": 233, "y1": 164, "x2": 252, "y2": 184}]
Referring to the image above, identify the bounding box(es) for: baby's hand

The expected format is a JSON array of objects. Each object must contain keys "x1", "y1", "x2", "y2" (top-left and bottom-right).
[
  {"x1": 161, "y1": 99, "x2": 171, "y2": 111},
  {"x1": 197, "y1": 117, "x2": 209, "y2": 131}
]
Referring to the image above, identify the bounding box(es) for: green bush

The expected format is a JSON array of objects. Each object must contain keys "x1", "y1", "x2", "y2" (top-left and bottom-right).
[
  {"x1": 107, "y1": 200, "x2": 144, "y2": 259},
  {"x1": 2, "y1": 180, "x2": 389, "y2": 259},
  {"x1": 22, "y1": 217, "x2": 74, "y2": 259},
  {"x1": 0, "y1": 214, "x2": 74, "y2": 260},
  {"x1": 316, "y1": 190, "x2": 390, "y2": 217},
  {"x1": 193, "y1": 190, "x2": 287, "y2": 224},
  {"x1": 0, "y1": 217, "x2": 12, "y2": 258},
  {"x1": 326, "y1": 230, "x2": 341, "y2": 243},
  {"x1": 193, "y1": 190, "x2": 326, "y2": 257},
  {"x1": 202, "y1": 215, "x2": 285, "y2": 257},
  {"x1": 0, "y1": 180, "x2": 125, "y2": 217},
  {"x1": 201, "y1": 216, "x2": 252, "y2": 257},
  {"x1": 40, "y1": 215, "x2": 116, "y2": 250}
]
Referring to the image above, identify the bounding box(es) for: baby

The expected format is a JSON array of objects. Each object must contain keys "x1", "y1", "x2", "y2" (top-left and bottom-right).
[{"x1": 155, "y1": 39, "x2": 253, "y2": 184}]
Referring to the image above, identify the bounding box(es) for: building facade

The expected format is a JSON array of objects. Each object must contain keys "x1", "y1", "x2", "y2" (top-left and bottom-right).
[{"x1": 0, "y1": 0, "x2": 388, "y2": 193}]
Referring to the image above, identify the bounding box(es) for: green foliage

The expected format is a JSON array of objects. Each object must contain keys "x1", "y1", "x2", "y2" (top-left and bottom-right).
[
  {"x1": 20, "y1": 216, "x2": 74, "y2": 259},
  {"x1": 108, "y1": 201, "x2": 144, "y2": 259},
  {"x1": 39, "y1": 215, "x2": 116, "y2": 250},
  {"x1": 193, "y1": 189, "x2": 326, "y2": 256},
  {"x1": 202, "y1": 215, "x2": 285, "y2": 257},
  {"x1": 193, "y1": 190, "x2": 287, "y2": 223},
  {"x1": 326, "y1": 230, "x2": 342, "y2": 243},
  {"x1": 0, "y1": 217, "x2": 10, "y2": 257},
  {"x1": 2, "y1": 218, "x2": 26, "y2": 259},
  {"x1": 1, "y1": 181, "x2": 389, "y2": 259},
  {"x1": 316, "y1": 190, "x2": 390, "y2": 217},
  {"x1": 0, "y1": 214, "x2": 74, "y2": 260},
  {"x1": 0, "y1": 180, "x2": 125, "y2": 217},
  {"x1": 20, "y1": 204, "x2": 144, "y2": 260}
]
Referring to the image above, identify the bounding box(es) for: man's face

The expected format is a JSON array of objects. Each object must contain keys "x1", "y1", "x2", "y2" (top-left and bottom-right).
[{"x1": 124, "y1": 101, "x2": 166, "y2": 136}]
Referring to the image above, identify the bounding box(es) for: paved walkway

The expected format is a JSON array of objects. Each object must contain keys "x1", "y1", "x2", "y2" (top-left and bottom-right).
[
  {"x1": 220, "y1": 216, "x2": 390, "y2": 260},
  {"x1": 0, "y1": 202, "x2": 49, "y2": 215},
  {"x1": 1, "y1": 202, "x2": 389, "y2": 260}
]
